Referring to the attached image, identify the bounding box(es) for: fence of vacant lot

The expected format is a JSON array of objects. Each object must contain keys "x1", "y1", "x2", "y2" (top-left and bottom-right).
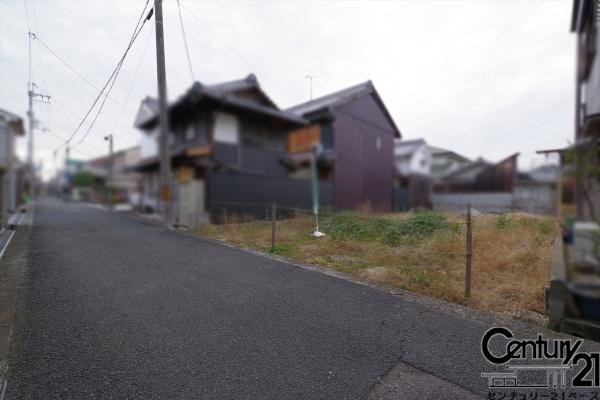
[
  {"x1": 203, "y1": 200, "x2": 475, "y2": 299},
  {"x1": 195, "y1": 200, "x2": 556, "y2": 317}
]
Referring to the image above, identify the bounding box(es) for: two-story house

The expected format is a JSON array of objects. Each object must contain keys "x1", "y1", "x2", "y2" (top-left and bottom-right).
[
  {"x1": 0, "y1": 109, "x2": 25, "y2": 226},
  {"x1": 134, "y1": 74, "x2": 308, "y2": 226},
  {"x1": 135, "y1": 76, "x2": 402, "y2": 226},
  {"x1": 286, "y1": 81, "x2": 401, "y2": 212}
]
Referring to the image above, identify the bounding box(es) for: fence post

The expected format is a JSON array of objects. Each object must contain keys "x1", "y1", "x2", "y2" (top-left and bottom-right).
[
  {"x1": 223, "y1": 207, "x2": 228, "y2": 225},
  {"x1": 271, "y1": 203, "x2": 277, "y2": 252},
  {"x1": 465, "y1": 203, "x2": 473, "y2": 298}
]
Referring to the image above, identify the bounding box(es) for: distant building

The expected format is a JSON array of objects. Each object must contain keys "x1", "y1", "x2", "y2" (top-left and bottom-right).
[
  {"x1": 81, "y1": 146, "x2": 142, "y2": 205},
  {"x1": 0, "y1": 108, "x2": 25, "y2": 226},
  {"x1": 393, "y1": 138, "x2": 432, "y2": 210},
  {"x1": 431, "y1": 153, "x2": 558, "y2": 215},
  {"x1": 514, "y1": 166, "x2": 559, "y2": 215},
  {"x1": 428, "y1": 145, "x2": 471, "y2": 180},
  {"x1": 287, "y1": 80, "x2": 401, "y2": 212},
  {"x1": 526, "y1": 164, "x2": 560, "y2": 182},
  {"x1": 433, "y1": 153, "x2": 517, "y2": 213}
]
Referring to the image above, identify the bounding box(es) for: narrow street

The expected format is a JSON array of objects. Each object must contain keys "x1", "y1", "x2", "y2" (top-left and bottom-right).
[{"x1": 6, "y1": 199, "x2": 496, "y2": 399}]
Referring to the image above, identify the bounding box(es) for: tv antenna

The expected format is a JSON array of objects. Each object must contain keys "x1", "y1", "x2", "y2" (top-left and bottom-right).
[{"x1": 305, "y1": 75, "x2": 318, "y2": 100}]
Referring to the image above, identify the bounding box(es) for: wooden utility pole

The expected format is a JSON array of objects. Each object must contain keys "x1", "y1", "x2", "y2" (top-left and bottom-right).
[
  {"x1": 104, "y1": 134, "x2": 114, "y2": 210},
  {"x1": 465, "y1": 204, "x2": 473, "y2": 298},
  {"x1": 154, "y1": 0, "x2": 172, "y2": 228},
  {"x1": 27, "y1": 32, "x2": 49, "y2": 200}
]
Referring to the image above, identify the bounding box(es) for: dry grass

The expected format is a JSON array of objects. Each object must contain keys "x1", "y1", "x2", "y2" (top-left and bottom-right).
[{"x1": 196, "y1": 211, "x2": 557, "y2": 316}]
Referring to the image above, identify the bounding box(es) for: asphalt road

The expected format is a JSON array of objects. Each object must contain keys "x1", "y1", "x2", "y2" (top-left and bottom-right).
[{"x1": 5, "y1": 198, "x2": 567, "y2": 399}]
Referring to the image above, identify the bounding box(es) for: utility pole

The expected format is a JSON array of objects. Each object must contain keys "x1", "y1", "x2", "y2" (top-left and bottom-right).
[
  {"x1": 104, "y1": 134, "x2": 114, "y2": 210},
  {"x1": 305, "y1": 75, "x2": 318, "y2": 100},
  {"x1": 154, "y1": 0, "x2": 172, "y2": 227},
  {"x1": 27, "y1": 31, "x2": 49, "y2": 201}
]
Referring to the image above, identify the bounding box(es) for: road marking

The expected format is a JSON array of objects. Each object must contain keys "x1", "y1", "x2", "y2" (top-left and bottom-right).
[{"x1": 0, "y1": 231, "x2": 16, "y2": 261}]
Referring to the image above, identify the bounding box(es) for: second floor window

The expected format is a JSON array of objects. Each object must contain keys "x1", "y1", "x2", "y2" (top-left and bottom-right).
[
  {"x1": 214, "y1": 112, "x2": 239, "y2": 144},
  {"x1": 321, "y1": 123, "x2": 334, "y2": 150},
  {"x1": 241, "y1": 121, "x2": 284, "y2": 151},
  {"x1": 185, "y1": 123, "x2": 195, "y2": 142}
]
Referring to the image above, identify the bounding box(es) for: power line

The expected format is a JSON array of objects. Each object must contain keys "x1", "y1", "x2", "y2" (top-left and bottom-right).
[
  {"x1": 180, "y1": 2, "x2": 259, "y2": 72},
  {"x1": 176, "y1": 0, "x2": 195, "y2": 82},
  {"x1": 71, "y1": 10, "x2": 151, "y2": 150},
  {"x1": 179, "y1": 2, "x2": 289, "y2": 103},
  {"x1": 22, "y1": 0, "x2": 30, "y2": 32},
  {"x1": 34, "y1": 35, "x2": 136, "y2": 115},
  {"x1": 31, "y1": 0, "x2": 45, "y2": 85},
  {"x1": 110, "y1": 24, "x2": 154, "y2": 137},
  {"x1": 66, "y1": 1, "x2": 153, "y2": 149},
  {"x1": 51, "y1": 97, "x2": 114, "y2": 141}
]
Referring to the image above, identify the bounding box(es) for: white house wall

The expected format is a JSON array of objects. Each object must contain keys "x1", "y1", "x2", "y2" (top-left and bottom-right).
[
  {"x1": 140, "y1": 126, "x2": 159, "y2": 159},
  {"x1": 409, "y1": 145, "x2": 432, "y2": 176},
  {"x1": 395, "y1": 144, "x2": 432, "y2": 176}
]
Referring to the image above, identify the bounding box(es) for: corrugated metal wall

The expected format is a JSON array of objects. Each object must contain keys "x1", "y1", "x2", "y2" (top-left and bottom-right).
[
  {"x1": 209, "y1": 171, "x2": 333, "y2": 217},
  {"x1": 332, "y1": 95, "x2": 395, "y2": 211}
]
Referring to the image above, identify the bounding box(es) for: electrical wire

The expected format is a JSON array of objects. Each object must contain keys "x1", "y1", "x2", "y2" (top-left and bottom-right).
[
  {"x1": 35, "y1": 36, "x2": 135, "y2": 115},
  {"x1": 176, "y1": 0, "x2": 195, "y2": 82},
  {"x1": 179, "y1": 2, "x2": 289, "y2": 103},
  {"x1": 31, "y1": 0, "x2": 45, "y2": 86},
  {"x1": 180, "y1": 2, "x2": 258, "y2": 75},
  {"x1": 109, "y1": 25, "x2": 154, "y2": 137},
  {"x1": 59, "y1": 1, "x2": 153, "y2": 151}
]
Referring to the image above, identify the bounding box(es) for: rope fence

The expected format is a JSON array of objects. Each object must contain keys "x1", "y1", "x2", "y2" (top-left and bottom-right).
[{"x1": 187, "y1": 200, "x2": 477, "y2": 298}]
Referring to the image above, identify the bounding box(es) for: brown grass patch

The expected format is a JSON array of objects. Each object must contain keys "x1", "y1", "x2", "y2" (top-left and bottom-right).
[{"x1": 196, "y1": 211, "x2": 557, "y2": 317}]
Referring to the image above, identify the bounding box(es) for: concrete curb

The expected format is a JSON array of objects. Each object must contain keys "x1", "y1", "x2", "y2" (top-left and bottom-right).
[{"x1": 0, "y1": 202, "x2": 34, "y2": 400}]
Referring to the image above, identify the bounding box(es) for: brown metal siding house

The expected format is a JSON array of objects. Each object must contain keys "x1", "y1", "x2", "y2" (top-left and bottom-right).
[{"x1": 287, "y1": 81, "x2": 401, "y2": 212}]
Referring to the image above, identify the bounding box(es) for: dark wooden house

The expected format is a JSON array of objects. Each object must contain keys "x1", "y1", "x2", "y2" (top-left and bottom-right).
[
  {"x1": 134, "y1": 76, "x2": 401, "y2": 226},
  {"x1": 134, "y1": 74, "x2": 312, "y2": 226},
  {"x1": 286, "y1": 81, "x2": 401, "y2": 212}
]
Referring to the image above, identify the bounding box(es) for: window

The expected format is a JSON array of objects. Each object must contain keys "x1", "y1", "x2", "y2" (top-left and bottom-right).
[
  {"x1": 213, "y1": 112, "x2": 239, "y2": 144},
  {"x1": 241, "y1": 120, "x2": 284, "y2": 151},
  {"x1": 321, "y1": 123, "x2": 334, "y2": 150},
  {"x1": 266, "y1": 131, "x2": 284, "y2": 151},
  {"x1": 241, "y1": 122, "x2": 264, "y2": 148},
  {"x1": 185, "y1": 123, "x2": 195, "y2": 142}
]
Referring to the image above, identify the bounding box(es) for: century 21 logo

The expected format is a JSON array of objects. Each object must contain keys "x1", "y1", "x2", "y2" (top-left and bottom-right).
[{"x1": 481, "y1": 327, "x2": 600, "y2": 388}]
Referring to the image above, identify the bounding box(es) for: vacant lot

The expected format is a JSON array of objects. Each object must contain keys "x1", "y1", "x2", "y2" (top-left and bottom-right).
[{"x1": 196, "y1": 211, "x2": 557, "y2": 316}]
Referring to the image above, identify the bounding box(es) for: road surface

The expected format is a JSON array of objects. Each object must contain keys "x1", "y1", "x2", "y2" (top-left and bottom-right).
[{"x1": 5, "y1": 198, "x2": 513, "y2": 399}]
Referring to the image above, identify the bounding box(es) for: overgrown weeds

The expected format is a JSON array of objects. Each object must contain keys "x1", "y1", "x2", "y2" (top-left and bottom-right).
[{"x1": 196, "y1": 211, "x2": 557, "y2": 317}]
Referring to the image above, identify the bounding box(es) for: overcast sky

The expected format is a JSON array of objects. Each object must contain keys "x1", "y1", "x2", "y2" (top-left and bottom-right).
[{"x1": 0, "y1": 0, "x2": 572, "y2": 179}]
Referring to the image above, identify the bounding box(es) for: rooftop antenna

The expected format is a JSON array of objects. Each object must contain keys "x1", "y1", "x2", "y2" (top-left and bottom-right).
[{"x1": 305, "y1": 75, "x2": 317, "y2": 100}]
